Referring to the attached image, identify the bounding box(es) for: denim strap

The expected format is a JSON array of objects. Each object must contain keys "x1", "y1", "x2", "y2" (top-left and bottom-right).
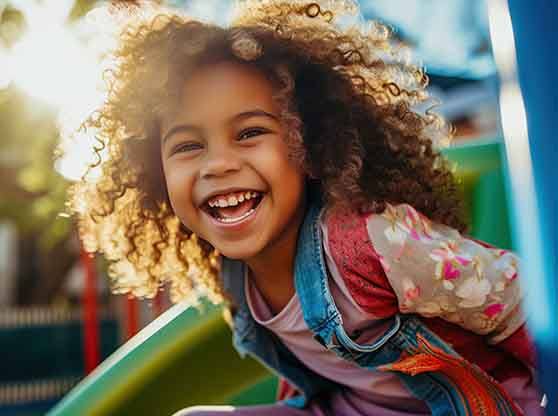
[{"x1": 294, "y1": 202, "x2": 401, "y2": 353}]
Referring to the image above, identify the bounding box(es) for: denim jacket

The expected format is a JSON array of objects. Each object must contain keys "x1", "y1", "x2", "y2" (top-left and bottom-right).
[{"x1": 221, "y1": 202, "x2": 523, "y2": 415}]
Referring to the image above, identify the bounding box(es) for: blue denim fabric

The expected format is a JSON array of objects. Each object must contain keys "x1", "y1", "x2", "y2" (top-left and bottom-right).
[
  {"x1": 221, "y1": 202, "x2": 514, "y2": 415},
  {"x1": 221, "y1": 256, "x2": 338, "y2": 407}
]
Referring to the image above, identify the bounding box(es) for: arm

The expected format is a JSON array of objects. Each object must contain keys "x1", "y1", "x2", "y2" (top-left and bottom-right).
[{"x1": 364, "y1": 203, "x2": 535, "y2": 368}]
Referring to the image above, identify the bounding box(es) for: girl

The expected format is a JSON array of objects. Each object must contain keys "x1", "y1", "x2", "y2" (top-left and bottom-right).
[{"x1": 68, "y1": 1, "x2": 544, "y2": 414}]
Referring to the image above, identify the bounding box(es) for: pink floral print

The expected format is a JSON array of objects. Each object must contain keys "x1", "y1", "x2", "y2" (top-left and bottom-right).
[{"x1": 368, "y1": 203, "x2": 524, "y2": 341}]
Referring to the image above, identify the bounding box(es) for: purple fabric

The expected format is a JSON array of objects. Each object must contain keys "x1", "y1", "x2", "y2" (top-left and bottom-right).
[{"x1": 173, "y1": 389, "x2": 432, "y2": 416}]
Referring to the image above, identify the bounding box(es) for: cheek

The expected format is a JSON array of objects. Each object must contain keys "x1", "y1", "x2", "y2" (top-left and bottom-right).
[
  {"x1": 162, "y1": 162, "x2": 195, "y2": 213},
  {"x1": 258, "y1": 139, "x2": 296, "y2": 171},
  {"x1": 264, "y1": 152, "x2": 306, "y2": 203},
  {"x1": 284, "y1": 170, "x2": 306, "y2": 205}
]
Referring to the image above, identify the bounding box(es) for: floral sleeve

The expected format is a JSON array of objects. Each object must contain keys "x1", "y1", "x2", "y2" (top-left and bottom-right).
[{"x1": 366, "y1": 203, "x2": 525, "y2": 344}]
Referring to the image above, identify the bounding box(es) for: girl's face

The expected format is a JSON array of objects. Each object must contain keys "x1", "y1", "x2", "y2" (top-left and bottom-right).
[{"x1": 161, "y1": 61, "x2": 306, "y2": 261}]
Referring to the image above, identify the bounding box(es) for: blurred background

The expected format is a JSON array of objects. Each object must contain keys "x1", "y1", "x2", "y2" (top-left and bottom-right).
[{"x1": 0, "y1": 0, "x2": 547, "y2": 415}]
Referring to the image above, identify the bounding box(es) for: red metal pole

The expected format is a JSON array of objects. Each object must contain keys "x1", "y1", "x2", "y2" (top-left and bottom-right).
[
  {"x1": 81, "y1": 246, "x2": 100, "y2": 374},
  {"x1": 125, "y1": 296, "x2": 139, "y2": 339}
]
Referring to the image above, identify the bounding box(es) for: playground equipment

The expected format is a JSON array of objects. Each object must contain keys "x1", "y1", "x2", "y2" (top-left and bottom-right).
[{"x1": 488, "y1": 1, "x2": 557, "y2": 412}]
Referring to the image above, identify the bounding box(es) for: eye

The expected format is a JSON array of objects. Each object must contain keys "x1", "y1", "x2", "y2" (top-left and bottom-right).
[
  {"x1": 238, "y1": 127, "x2": 268, "y2": 140},
  {"x1": 172, "y1": 141, "x2": 203, "y2": 154}
]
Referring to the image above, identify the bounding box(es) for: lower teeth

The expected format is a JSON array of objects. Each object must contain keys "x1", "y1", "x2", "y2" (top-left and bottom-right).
[{"x1": 216, "y1": 207, "x2": 256, "y2": 223}]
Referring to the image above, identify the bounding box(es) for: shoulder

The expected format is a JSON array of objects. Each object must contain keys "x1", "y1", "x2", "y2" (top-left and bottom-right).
[
  {"x1": 322, "y1": 205, "x2": 397, "y2": 317},
  {"x1": 322, "y1": 204, "x2": 382, "y2": 275}
]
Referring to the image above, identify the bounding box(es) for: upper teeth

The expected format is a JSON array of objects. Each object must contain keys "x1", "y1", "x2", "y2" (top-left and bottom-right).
[{"x1": 208, "y1": 191, "x2": 260, "y2": 208}]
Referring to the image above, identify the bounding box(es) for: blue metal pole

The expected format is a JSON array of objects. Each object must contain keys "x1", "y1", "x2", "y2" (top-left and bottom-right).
[{"x1": 490, "y1": 0, "x2": 557, "y2": 412}]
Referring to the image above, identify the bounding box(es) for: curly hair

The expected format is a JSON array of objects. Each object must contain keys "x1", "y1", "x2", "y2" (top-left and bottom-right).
[{"x1": 67, "y1": 0, "x2": 465, "y2": 304}]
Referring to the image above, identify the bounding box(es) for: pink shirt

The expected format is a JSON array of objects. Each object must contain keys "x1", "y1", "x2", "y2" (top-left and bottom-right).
[{"x1": 244, "y1": 222, "x2": 430, "y2": 415}]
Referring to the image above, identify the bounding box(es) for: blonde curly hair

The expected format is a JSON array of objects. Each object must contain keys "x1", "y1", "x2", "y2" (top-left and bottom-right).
[{"x1": 67, "y1": 0, "x2": 463, "y2": 305}]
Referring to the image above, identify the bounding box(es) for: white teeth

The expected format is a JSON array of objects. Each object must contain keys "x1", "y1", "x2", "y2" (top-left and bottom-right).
[
  {"x1": 206, "y1": 190, "x2": 262, "y2": 208},
  {"x1": 206, "y1": 191, "x2": 265, "y2": 223}
]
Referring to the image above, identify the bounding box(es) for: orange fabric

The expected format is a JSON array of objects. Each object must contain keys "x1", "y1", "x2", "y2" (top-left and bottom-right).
[{"x1": 378, "y1": 334, "x2": 524, "y2": 415}]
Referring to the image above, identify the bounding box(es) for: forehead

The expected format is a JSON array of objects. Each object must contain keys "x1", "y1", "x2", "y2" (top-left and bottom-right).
[{"x1": 171, "y1": 61, "x2": 277, "y2": 124}]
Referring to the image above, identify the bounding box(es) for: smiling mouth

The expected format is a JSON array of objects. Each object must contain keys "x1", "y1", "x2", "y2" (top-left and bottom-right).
[{"x1": 203, "y1": 190, "x2": 265, "y2": 223}]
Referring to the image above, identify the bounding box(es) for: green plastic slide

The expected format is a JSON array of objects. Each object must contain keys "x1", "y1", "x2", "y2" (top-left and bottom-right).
[{"x1": 48, "y1": 139, "x2": 512, "y2": 416}]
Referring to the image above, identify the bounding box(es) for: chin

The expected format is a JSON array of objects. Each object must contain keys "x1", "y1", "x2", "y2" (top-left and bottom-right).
[{"x1": 216, "y1": 243, "x2": 261, "y2": 262}]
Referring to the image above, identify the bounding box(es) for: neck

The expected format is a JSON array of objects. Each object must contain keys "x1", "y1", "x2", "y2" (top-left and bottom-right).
[{"x1": 244, "y1": 200, "x2": 307, "y2": 315}]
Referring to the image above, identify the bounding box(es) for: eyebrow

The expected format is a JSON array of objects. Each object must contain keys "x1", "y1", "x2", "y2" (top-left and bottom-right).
[{"x1": 161, "y1": 109, "x2": 279, "y2": 145}]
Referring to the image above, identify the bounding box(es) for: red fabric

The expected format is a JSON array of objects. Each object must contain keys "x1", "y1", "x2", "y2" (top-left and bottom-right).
[
  {"x1": 324, "y1": 207, "x2": 536, "y2": 381},
  {"x1": 498, "y1": 324, "x2": 537, "y2": 369},
  {"x1": 277, "y1": 378, "x2": 300, "y2": 401},
  {"x1": 324, "y1": 208, "x2": 398, "y2": 318}
]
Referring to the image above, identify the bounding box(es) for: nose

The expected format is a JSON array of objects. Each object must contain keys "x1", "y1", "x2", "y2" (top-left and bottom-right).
[{"x1": 199, "y1": 144, "x2": 241, "y2": 179}]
